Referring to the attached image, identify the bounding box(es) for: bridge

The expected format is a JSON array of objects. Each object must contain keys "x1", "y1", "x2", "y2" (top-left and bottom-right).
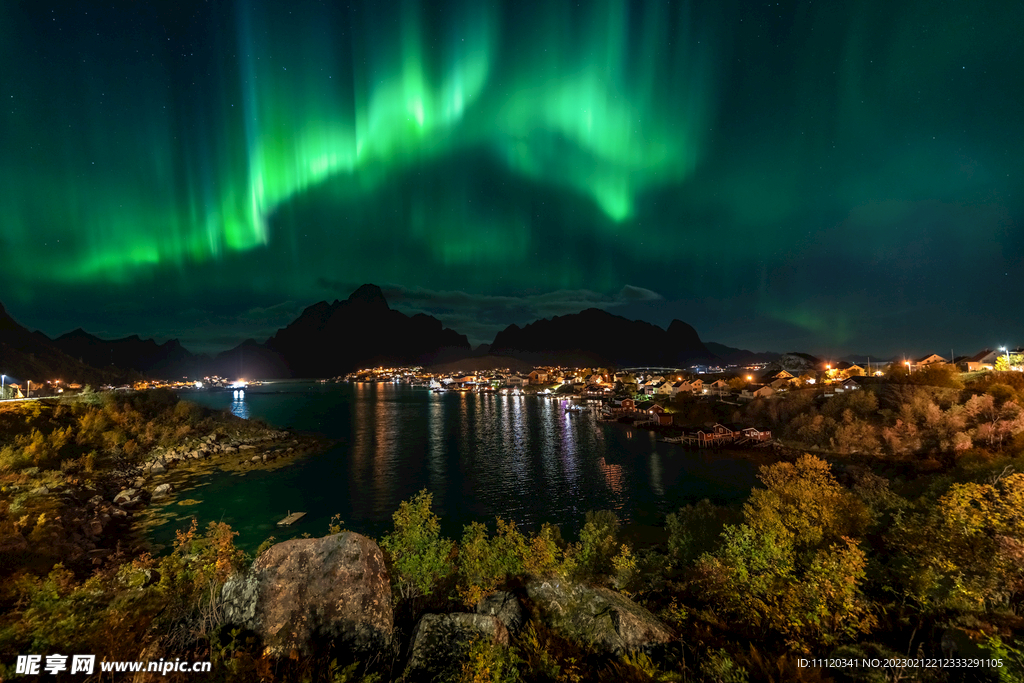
[{"x1": 619, "y1": 367, "x2": 689, "y2": 375}]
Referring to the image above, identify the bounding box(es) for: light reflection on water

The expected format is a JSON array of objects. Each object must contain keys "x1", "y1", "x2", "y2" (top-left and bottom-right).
[
  {"x1": 158, "y1": 383, "x2": 760, "y2": 553},
  {"x1": 229, "y1": 390, "x2": 249, "y2": 419}
]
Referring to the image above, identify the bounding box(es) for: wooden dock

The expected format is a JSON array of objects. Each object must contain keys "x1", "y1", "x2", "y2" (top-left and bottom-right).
[{"x1": 277, "y1": 511, "x2": 306, "y2": 527}]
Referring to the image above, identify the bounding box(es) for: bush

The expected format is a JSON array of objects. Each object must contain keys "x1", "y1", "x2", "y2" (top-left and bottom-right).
[
  {"x1": 564, "y1": 510, "x2": 629, "y2": 581},
  {"x1": 380, "y1": 490, "x2": 455, "y2": 601}
]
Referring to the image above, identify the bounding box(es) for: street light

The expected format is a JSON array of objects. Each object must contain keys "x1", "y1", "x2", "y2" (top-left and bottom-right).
[
  {"x1": 1001, "y1": 347, "x2": 1011, "y2": 370},
  {"x1": 1, "y1": 374, "x2": 5, "y2": 400}
]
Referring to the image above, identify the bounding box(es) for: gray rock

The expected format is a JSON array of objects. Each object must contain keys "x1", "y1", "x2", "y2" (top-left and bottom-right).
[
  {"x1": 523, "y1": 580, "x2": 674, "y2": 654},
  {"x1": 250, "y1": 455, "x2": 262, "y2": 463},
  {"x1": 221, "y1": 531, "x2": 393, "y2": 658},
  {"x1": 149, "y1": 462, "x2": 166, "y2": 474},
  {"x1": 403, "y1": 613, "x2": 508, "y2": 680},
  {"x1": 132, "y1": 478, "x2": 146, "y2": 489},
  {"x1": 151, "y1": 484, "x2": 174, "y2": 500},
  {"x1": 30, "y1": 485, "x2": 49, "y2": 496},
  {"x1": 113, "y1": 489, "x2": 139, "y2": 506},
  {"x1": 476, "y1": 591, "x2": 525, "y2": 635}
]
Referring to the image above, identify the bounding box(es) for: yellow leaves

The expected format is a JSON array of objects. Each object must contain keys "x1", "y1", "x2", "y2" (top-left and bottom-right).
[
  {"x1": 744, "y1": 454, "x2": 850, "y2": 550},
  {"x1": 938, "y1": 472, "x2": 1024, "y2": 538},
  {"x1": 327, "y1": 513, "x2": 345, "y2": 535}
]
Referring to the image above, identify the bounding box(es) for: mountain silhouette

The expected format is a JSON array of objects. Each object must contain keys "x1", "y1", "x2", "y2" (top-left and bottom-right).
[{"x1": 488, "y1": 308, "x2": 715, "y2": 367}]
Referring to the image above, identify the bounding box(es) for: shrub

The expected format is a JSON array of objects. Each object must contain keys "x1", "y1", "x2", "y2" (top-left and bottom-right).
[{"x1": 379, "y1": 490, "x2": 455, "y2": 601}]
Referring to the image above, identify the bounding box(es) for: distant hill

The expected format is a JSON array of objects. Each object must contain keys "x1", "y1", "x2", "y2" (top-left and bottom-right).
[
  {"x1": 704, "y1": 342, "x2": 780, "y2": 365},
  {"x1": 427, "y1": 355, "x2": 536, "y2": 374},
  {"x1": 265, "y1": 284, "x2": 472, "y2": 377},
  {"x1": 212, "y1": 339, "x2": 290, "y2": 380},
  {"x1": 760, "y1": 352, "x2": 822, "y2": 376},
  {"x1": 0, "y1": 302, "x2": 129, "y2": 386},
  {"x1": 488, "y1": 308, "x2": 715, "y2": 368},
  {"x1": 53, "y1": 328, "x2": 198, "y2": 378}
]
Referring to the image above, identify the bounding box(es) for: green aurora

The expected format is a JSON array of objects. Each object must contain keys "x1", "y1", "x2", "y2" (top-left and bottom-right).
[{"x1": 1, "y1": 0, "x2": 1021, "y2": 354}]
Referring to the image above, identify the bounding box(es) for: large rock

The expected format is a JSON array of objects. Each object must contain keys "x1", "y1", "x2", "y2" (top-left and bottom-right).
[
  {"x1": 476, "y1": 591, "x2": 525, "y2": 635},
  {"x1": 221, "y1": 532, "x2": 393, "y2": 658},
  {"x1": 151, "y1": 484, "x2": 174, "y2": 500},
  {"x1": 403, "y1": 613, "x2": 508, "y2": 680},
  {"x1": 113, "y1": 488, "x2": 145, "y2": 507},
  {"x1": 524, "y1": 580, "x2": 674, "y2": 654}
]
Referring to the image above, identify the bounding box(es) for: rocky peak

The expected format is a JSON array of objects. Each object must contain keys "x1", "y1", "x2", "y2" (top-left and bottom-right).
[{"x1": 347, "y1": 283, "x2": 389, "y2": 309}]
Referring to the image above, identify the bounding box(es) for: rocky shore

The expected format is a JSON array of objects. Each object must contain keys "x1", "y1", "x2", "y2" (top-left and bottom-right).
[{"x1": 1, "y1": 423, "x2": 324, "y2": 571}]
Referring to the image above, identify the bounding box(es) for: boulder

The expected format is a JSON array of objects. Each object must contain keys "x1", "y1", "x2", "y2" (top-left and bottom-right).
[
  {"x1": 221, "y1": 532, "x2": 393, "y2": 658},
  {"x1": 523, "y1": 580, "x2": 674, "y2": 654},
  {"x1": 0, "y1": 532, "x2": 29, "y2": 554},
  {"x1": 151, "y1": 484, "x2": 174, "y2": 500},
  {"x1": 149, "y1": 462, "x2": 166, "y2": 474},
  {"x1": 403, "y1": 613, "x2": 508, "y2": 680},
  {"x1": 113, "y1": 489, "x2": 140, "y2": 506},
  {"x1": 476, "y1": 591, "x2": 525, "y2": 635}
]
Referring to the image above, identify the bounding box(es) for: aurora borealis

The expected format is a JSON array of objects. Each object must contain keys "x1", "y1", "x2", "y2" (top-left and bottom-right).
[{"x1": 1, "y1": 1, "x2": 1022, "y2": 355}]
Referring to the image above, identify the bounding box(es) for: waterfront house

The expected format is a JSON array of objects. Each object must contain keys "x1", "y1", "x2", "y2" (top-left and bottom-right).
[
  {"x1": 507, "y1": 375, "x2": 526, "y2": 386},
  {"x1": 713, "y1": 423, "x2": 736, "y2": 437},
  {"x1": 528, "y1": 370, "x2": 548, "y2": 384},
  {"x1": 636, "y1": 400, "x2": 671, "y2": 426},
  {"x1": 741, "y1": 427, "x2": 772, "y2": 441}
]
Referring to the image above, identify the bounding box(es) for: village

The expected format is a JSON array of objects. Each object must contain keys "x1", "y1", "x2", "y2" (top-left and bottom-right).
[{"x1": 337, "y1": 346, "x2": 1024, "y2": 447}]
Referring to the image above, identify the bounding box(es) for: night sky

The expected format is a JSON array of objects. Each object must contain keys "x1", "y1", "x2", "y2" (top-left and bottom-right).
[{"x1": 2, "y1": 0, "x2": 1021, "y2": 357}]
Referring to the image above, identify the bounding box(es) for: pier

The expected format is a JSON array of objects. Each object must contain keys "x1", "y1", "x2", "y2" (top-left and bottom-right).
[{"x1": 277, "y1": 511, "x2": 306, "y2": 527}]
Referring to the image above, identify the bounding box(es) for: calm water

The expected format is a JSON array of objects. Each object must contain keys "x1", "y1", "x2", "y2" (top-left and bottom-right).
[{"x1": 147, "y1": 382, "x2": 758, "y2": 553}]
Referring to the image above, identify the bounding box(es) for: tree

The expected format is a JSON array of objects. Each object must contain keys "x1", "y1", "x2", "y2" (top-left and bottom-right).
[
  {"x1": 744, "y1": 454, "x2": 860, "y2": 549},
  {"x1": 727, "y1": 377, "x2": 747, "y2": 391},
  {"x1": 380, "y1": 490, "x2": 455, "y2": 600},
  {"x1": 995, "y1": 353, "x2": 1024, "y2": 372},
  {"x1": 896, "y1": 473, "x2": 1024, "y2": 611}
]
